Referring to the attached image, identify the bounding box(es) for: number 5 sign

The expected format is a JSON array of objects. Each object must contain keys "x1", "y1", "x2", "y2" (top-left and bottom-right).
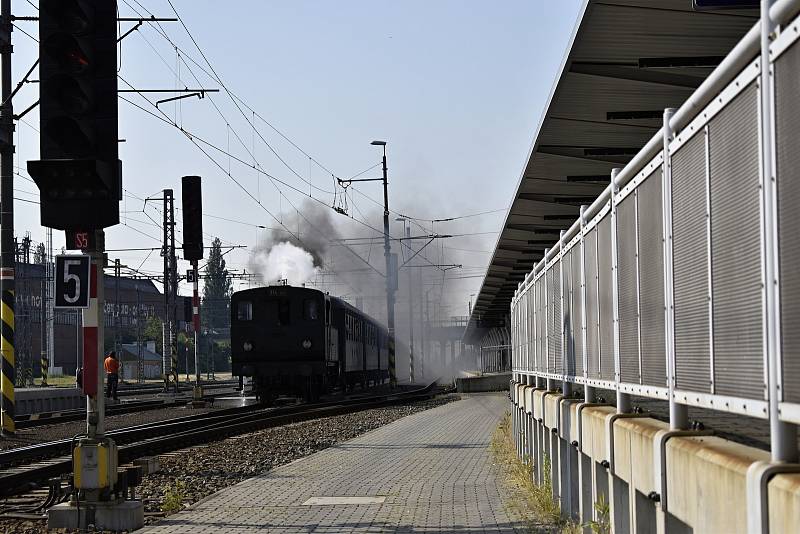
[{"x1": 55, "y1": 255, "x2": 91, "y2": 308}]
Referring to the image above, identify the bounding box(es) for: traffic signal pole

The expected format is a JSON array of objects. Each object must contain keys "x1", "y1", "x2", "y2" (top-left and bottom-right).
[
  {"x1": 84, "y1": 241, "x2": 106, "y2": 439},
  {"x1": 0, "y1": 0, "x2": 16, "y2": 436},
  {"x1": 192, "y1": 260, "x2": 202, "y2": 398},
  {"x1": 180, "y1": 176, "x2": 204, "y2": 401}
]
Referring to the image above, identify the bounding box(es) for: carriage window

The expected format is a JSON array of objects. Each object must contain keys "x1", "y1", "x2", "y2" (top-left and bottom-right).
[
  {"x1": 237, "y1": 301, "x2": 253, "y2": 321},
  {"x1": 304, "y1": 299, "x2": 319, "y2": 321},
  {"x1": 278, "y1": 299, "x2": 290, "y2": 326}
]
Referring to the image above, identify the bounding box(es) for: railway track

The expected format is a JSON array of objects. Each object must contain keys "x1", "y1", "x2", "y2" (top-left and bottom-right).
[
  {"x1": 115, "y1": 379, "x2": 239, "y2": 397},
  {"x1": 13, "y1": 386, "x2": 243, "y2": 430},
  {"x1": 0, "y1": 382, "x2": 444, "y2": 498}
]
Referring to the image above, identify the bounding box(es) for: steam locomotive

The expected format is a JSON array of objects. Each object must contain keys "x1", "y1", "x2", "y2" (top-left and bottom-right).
[{"x1": 231, "y1": 285, "x2": 389, "y2": 401}]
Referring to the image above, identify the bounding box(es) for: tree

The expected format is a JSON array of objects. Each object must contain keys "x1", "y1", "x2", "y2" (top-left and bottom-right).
[
  {"x1": 142, "y1": 316, "x2": 164, "y2": 355},
  {"x1": 34, "y1": 242, "x2": 46, "y2": 264},
  {"x1": 202, "y1": 237, "x2": 233, "y2": 331}
]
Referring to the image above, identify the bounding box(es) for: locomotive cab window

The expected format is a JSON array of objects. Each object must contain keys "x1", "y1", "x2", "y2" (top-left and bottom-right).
[
  {"x1": 304, "y1": 299, "x2": 319, "y2": 321},
  {"x1": 237, "y1": 301, "x2": 253, "y2": 321},
  {"x1": 325, "y1": 300, "x2": 331, "y2": 325}
]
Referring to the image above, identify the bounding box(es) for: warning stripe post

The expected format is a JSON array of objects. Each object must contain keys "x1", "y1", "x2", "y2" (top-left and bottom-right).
[{"x1": 0, "y1": 267, "x2": 14, "y2": 434}]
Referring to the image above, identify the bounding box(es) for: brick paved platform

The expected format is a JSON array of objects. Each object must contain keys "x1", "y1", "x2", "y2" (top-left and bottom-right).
[{"x1": 142, "y1": 393, "x2": 524, "y2": 533}]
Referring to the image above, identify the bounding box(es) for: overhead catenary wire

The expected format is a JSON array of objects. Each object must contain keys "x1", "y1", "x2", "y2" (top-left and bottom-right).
[
  {"x1": 118, "y1": 78, "x2": 382, "y2": 298},
  {"x1": 119, "y1": 2, "x2": 456, "y2": 283}
]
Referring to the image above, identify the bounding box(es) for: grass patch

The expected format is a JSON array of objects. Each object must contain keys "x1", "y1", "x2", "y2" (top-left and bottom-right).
[
  {"x1": 161, "y1": 480, "x2": 187, "y2": 514},
  {"x1": 36, "y1": 375, "x2": 75, "y2": 387},
  {"x1": 490, "y1": 411, "x2": 579, "y2": 533}
]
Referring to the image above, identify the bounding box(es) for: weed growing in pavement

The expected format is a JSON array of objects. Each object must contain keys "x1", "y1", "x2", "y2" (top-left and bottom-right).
[
  {"x1": 490, "y1": 411, "x2": 578, "y2": 533},
  {"x1": 161, "y1": 480, "x2": 187, "y2": 514},
  {"x1": 589, "y1": 494, "x2": 611, "y2": 534}
]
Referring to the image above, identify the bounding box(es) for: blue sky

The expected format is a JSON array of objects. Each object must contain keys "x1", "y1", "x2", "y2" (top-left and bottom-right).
[{"x1": 11, "y1": 0, "x2": 583, "y2": 311}]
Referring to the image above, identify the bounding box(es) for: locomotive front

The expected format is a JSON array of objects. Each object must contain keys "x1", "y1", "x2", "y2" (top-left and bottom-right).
[{"x1": 231, "y1": 285, "x2": 329, "y2": 401}]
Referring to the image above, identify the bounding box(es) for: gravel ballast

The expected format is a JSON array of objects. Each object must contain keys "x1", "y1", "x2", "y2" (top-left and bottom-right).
[
  {"x1": 0, "y1": 405, "x2": 222, "y2": 451},
  {"x1": 0, "y1": 394, "x2": 459, "y2": 533}
]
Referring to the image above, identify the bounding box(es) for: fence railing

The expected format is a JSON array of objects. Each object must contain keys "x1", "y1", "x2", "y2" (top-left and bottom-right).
[
  {"x1": 479, "y1": 344, "x2": 511, "y2": 375},
  {"x1": 511, "y1": 0, "x2": 800, "y2": 462}
]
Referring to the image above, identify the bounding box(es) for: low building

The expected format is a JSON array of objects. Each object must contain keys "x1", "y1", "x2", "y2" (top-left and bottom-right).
[{"x1": 119, "y1": 341, "x2": 163, "y2": 380}]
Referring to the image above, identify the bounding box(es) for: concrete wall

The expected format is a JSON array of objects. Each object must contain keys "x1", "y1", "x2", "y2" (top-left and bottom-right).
[
  {"x1": 455, "y1": 372, "x2": 511, "y2": 392},
  {"x1": 509, "y1": 379, "x2": 800, "y2": 534}
]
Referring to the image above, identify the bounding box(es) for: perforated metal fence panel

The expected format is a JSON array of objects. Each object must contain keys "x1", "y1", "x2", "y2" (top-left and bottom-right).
[
  {"x1": 538, "y1": 277, "x2": 546, "y2": 372},
  {"x1": 637, "y1": 169, "x2": 667, "y2": 387},
  {"x1": 598, "y1": 215, "x2": 615, "y2": 381},
  {"x1": 776, "y1": 40, "x2": 800, "y2": 404},
  {"x1": 547, "y1": 268, "x2": 556, "y2": 374},
  {"x1": 617, "y1": 194, "x2": 640, "y2": 384},
  {"x1": 528, "y1": 289, "x2": 535, "y2": 372},
  {"x1": 563, "y1": 248, "x2": 577, "y2": 377},
  {"x1": 709, "y1": 83, "x2": 763, "y2": 399},
  {"x1": 586, "y1": 228, "x2": 600, "y2": 379},
  {"x1": 553, "y1": 259, "x2": 563, "y2": 375},
  {"x1": 672, "y1": 133, "x2": 711, "y2": 394},
  {"x1": 572, "y1": 241, "x2": 584, "y2": 377}
]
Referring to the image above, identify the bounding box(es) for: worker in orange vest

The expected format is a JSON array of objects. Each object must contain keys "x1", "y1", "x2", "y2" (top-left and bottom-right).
[{"x1": 104, "y1": 351, "x2": 120, "y2": 401}]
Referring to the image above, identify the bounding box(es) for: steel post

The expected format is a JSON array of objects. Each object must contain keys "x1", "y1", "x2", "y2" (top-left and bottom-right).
[
  {"x1": 379, "y1": 146, "x2": 396, "y2": 387},
  {"x1": 580, "y1": 205, "x2": 592, "y2": 404},
  {"x1": 406, "y1": 226, "x2": 414, "y2": 383},
  {"x1": 84, "y1": 244, "x2": 105, "y2": 438},
  {"x1": 193, "y1": 260, "x2": 200, "y2": 385},
  {"x1": 559, "y1": 230, "x2": 569, "y2": 396},
  {"x1": 610, "y1": 169, "x2": 631, "y2": 413},
  {"x1": 662, "y1": 107, "x2": 688, "y2": 430},
  {"x1": 761, "y1": 0, "x2": 798, "y2": 462},
  {"x1": 0, "y1": 0, "x2": 14, "y2": 435}
]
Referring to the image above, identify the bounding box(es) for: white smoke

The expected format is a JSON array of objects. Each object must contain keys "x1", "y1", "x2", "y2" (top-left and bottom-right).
[{"x1": 252, "y1": 241, "x2": 319, "y2": 286}]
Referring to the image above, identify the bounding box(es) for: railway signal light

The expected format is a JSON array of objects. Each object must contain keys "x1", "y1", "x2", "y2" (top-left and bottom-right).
[
  {"x1": 27, "y1": 0, "x2": 121, "y2": 230},
  {"x1": 181, "y1": 176, "x2": 204, "y2": 261}
]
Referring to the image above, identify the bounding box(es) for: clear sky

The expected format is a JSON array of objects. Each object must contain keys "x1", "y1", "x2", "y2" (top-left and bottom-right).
[{"x1": 10, "y1": 0, "x2": 583, "y2": 313}]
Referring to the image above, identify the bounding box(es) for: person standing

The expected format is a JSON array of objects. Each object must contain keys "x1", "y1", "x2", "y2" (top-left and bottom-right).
[{"x1": 104, "y1": 351, "x2": 120, "y2": 401}]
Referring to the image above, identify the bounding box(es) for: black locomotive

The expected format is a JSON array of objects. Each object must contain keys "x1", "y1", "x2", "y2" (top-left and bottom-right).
[{"x1": 231, "y1": 285, "x2": 389, "y2": 401}]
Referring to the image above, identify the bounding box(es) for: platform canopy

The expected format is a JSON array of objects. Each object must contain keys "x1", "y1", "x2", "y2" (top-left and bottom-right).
[{"x1": 464, "y1": 0, "x2": 757, "y2": 343}]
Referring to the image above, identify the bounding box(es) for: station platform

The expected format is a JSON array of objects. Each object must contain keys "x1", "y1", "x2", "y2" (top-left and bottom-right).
[{"x1": 142, "y1": 393, "x2": 525, "y2": 533}]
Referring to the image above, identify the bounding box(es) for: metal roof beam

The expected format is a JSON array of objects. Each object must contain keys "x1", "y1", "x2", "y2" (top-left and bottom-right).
[
  {"x1": 606, "y1": 110, "x2": 665, "y2": 120},
  {"x1": 566, "y1": 174, "x2": 611, "y2": 182},
  {"x1": 637, "y1": 55, "x2": 724, "y2": 68},
  {"x1": 570, "y1": 62, "x2": 704, "y2": 89}
]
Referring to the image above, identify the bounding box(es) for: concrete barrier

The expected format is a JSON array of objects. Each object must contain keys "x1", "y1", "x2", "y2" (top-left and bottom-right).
[
  {"x1": 455, "y1": 372, "x2": 511, "y2": 392},
  {"x1": 507, "y1": 379, "x2": 798, "y2": 533},
  {"x1": 15, "y1": 387, "x2": 84, "y2": 415}
]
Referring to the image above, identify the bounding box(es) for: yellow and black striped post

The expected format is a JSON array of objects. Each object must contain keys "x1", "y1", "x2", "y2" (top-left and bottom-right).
[
  {"x1": 1, "y1": 269, "x2": 15, "y2": 435},
  {"x1": 40, "y1": 352, "x2": 48, "y2": 387},
  {"x1": 0, "y1": 0, "x2": 15, "y2": 435}
]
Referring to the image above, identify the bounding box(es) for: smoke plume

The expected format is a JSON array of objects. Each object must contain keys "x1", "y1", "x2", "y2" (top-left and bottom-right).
[
  {"x1": 250, "y1": 241, "x2": 319, "y2": 286},
  {"x1": 246, "y1": 197, "x2": 493, "y2": 382}
]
